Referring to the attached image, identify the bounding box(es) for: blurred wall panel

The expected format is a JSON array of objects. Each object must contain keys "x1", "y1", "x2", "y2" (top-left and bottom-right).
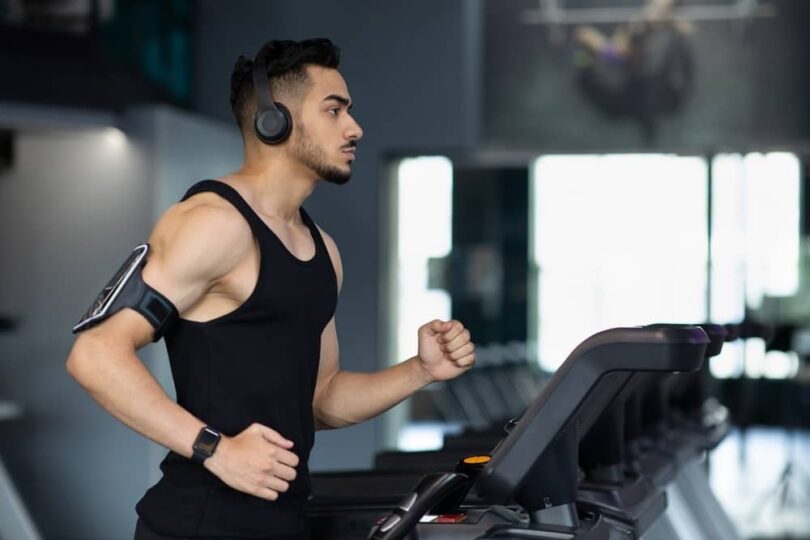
[
  {"x1": 0, "y1": 105, "x2": 241, "y2": 540},
  {"x1": 0, "y1": 124, "x2": 152, "y2": 539},
  {"x1": 485, "y1": 0, "x2": 810, "y2": 149}
]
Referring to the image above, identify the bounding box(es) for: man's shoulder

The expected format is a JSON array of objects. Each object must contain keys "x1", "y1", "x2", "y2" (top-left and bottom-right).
[
  {"x1": 314, "y1": 223, "x2": 343, "y2": 289},
  {"x1": 150, "y1": 192, "x2": 253, "y2": 260},
  {"x1": 314, "y1": 224, "x2": 340, "y2": 258},
  {"x1": 162, "y1": 192, "x2": 250, "y2": 236}
]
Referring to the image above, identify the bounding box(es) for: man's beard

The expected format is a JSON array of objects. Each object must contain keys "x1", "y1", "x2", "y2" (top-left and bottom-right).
[{"x1": 293, "y1": 122, "x2": 353, "y2": 185}]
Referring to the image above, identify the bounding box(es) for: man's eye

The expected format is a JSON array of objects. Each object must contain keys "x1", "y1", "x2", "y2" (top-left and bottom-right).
[{"x1": 328, "y1": 109, "x2": 339, "y2": 116}]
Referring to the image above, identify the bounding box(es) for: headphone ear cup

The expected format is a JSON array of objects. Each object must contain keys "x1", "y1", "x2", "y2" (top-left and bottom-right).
[{"x1": 254, "y1": 102, "x2": 292, "y2": 144}]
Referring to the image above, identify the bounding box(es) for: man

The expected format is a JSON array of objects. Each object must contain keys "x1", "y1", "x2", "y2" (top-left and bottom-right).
[{"x1": 66, "y1": 38, "x2": 476, "y2": 539}]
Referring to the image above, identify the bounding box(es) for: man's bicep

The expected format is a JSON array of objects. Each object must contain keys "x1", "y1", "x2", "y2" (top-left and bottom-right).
[
  {"x1": 140, "y1": 249, "x2": 210, "y2": 318},
  {"x1": 142, "y1": 204, "x2": 250, "y2": 316}
]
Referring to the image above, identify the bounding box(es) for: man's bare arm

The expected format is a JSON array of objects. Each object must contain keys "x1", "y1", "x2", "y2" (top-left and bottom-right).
[
  {"x1": 312, "y1": 230, "x2": 475, "y2": 429},
  {"x1": 68, "y1": 309, "x2": 212, "y2": 454},
  {"x1": 66, "y1": 201, "x2": 299, "y2": 501},
  {"x1": 312, "y1": 319, "x2": 436, "y2": 429}
]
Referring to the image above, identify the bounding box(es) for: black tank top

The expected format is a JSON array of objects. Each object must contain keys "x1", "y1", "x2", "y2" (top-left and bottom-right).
[{"x1": 136, "y1": 180, "x2": 337, "y2": 538}]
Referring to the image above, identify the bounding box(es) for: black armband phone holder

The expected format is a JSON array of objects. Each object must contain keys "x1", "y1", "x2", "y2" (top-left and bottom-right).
[{"x1": 72, "y1": 244, "x2": 178, "y2": 341}]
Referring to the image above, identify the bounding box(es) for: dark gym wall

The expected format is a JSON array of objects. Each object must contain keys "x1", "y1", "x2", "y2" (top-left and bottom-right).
[
  {"x1": 485, "y1": 0, "x2": 810, "y2": 150},
  {"x1": 192, "y1": 0, "x2": 484, "y2": 470}
]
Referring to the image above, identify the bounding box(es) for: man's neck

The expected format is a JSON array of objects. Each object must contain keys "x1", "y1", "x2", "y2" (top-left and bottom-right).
[{"x1": 229, "y1": 156, "x2": 318, "y2": 224}]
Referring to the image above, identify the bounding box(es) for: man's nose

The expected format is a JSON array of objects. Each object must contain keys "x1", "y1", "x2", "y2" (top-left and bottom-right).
[{"x1": 346, "y1": 117, "x2": 363, "y2": 141}]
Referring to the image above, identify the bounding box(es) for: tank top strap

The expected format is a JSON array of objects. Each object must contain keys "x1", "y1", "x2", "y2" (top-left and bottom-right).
[
  {"x1": 181, "y1": 179, "x2": 267, "y2": 236},
  {"x1": 298, "y1": 206, "x2": 328, "y2": 255}
]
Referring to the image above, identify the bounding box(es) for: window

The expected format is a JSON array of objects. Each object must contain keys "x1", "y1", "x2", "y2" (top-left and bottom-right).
[
  {"x1": 710, "y1": 152, "x2": 801, "y2": 378},
  {"x1": 393, "y1": 156, "x2": 454, "y2": 363},
  {"x1": 531, "y1": 154, "x2": 708, "y2": 371}
]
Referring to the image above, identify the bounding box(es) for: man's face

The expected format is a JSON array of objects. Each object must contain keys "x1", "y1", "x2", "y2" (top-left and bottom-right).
[{"x1": 290, "y1": 66, "x2": 363, "y2": 185}]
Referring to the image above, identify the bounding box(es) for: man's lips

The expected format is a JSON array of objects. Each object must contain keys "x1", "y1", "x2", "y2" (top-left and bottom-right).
[{"x1": 342, "y1": 148, "x2": 356, "y2": 159}]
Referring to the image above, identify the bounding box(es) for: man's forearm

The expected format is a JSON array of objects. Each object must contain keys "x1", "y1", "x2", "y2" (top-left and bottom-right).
[
  {"x1": 67, "y1": 333, "x2": 205, "y2": 458},
  {"x1": 314, "y1": 356, "x2": 432, "y2": 429}
]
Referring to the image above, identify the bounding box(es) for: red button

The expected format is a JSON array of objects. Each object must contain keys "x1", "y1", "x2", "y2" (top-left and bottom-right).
[{"x1": 435, "y1": 514, "x2": 466, "y2": 523}]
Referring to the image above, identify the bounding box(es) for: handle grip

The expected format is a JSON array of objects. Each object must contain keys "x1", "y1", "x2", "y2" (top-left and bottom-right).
[{"x1": 368, "y1": 472, "x2": 469, "y2": 540}]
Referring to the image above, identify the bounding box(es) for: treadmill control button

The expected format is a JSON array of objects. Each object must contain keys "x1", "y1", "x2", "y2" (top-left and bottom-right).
[
  {"x1": 399, "y1": 493, "x2": 418, "y2": 512},
  {"x1": 380, "y1": 514, "x2": 402, "y2": 533}
]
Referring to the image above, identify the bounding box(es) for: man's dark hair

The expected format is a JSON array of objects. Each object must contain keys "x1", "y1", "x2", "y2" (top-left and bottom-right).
[{"x1": 229, "y1": 38, "x2": 341, "y2": 134}]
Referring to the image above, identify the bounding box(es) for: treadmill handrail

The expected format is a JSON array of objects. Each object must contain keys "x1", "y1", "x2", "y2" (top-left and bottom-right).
[{"x1": 475, "y1": 326, "x2": 708, "y2": 503}]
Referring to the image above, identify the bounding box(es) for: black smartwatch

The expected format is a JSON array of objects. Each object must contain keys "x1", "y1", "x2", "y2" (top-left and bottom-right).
[{"x1": 192, "y1": 426, "x2": 221, "y2": 464}]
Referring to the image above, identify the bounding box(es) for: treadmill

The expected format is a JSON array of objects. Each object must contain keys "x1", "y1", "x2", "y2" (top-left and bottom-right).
[
  {"x1": 576, "y1": 323, "x2": 728, "y2": 540},
  {"x1": 308, "y1": 325, "x2": 708, "y2": 539},
  {"x1": 659, "y1": 322, "x2": 763, "y2": 540}
]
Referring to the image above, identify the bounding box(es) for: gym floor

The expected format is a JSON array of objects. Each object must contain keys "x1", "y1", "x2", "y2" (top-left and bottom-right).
[{"x1": 709, "y1": 428, "x2": 810, "y2": 540}]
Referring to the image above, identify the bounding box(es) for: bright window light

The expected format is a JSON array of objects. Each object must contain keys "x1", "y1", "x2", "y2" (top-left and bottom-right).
[
  {"x1": 397, "y1": 423, "x2": 452, "y2": 452},
  {"x1": 738, "y1": 342, "x2": 799, "y2": 380},
  {"x1": 713, "y1": 152, "x2": 801, "y2": 312},
  {"x1": 743, "y1": 339, "x2": 768, "y2": 378},
  {"x1": 395, "y1": 157, "x2": 453, "y2": 363},
  {"x1": 744, "y1": 152, "x2": 800, "y2": 302},
  {"x1": 532, "y1": 154, "x2": 708, "y2": 371},
  {"x1": 397, "y1": 157, "x2": 453, "y2": 260},
  {"x1": 709, "y1": 154, "x2": 747, "y2": 379},
  {"x1": 762, "y1": 351, "x2": 800, "y2": 379},
  {"x1": 710, "y1": 341, "x2": 744, "y2": 379},
  {"x1": 710, "y1": 152, "x2": 800, "y2": 380},
  {"x1": 710, "y1": 154, "x2": 747, "y2": 324}
]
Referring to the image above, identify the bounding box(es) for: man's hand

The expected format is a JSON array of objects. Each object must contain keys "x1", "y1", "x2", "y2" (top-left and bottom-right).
[
  {"x1": 204, "y1": 423, "x2": 299, "y2": 501},
  {"x1": 416, "y1": 320, "x2": 476, "y2": 383}
]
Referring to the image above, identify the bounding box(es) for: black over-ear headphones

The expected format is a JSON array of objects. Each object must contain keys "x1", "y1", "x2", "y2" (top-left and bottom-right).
[{"x1": 252, "y1": 54, "x2": 292, "y2": 144}]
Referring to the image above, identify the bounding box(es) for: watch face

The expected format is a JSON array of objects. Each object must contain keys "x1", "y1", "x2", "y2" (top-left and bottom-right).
[
  {"x1": 73, "y1": 244, "x2": 148, "y2": 332},
  {"x1": 196, "y1": 428, "x2": 221, "y2": 456}
]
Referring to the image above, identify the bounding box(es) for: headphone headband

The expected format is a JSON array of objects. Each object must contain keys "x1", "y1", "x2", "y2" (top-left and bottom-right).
[{"x1": 252, "y1": 55, "x2": 275, "y2": 112}]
